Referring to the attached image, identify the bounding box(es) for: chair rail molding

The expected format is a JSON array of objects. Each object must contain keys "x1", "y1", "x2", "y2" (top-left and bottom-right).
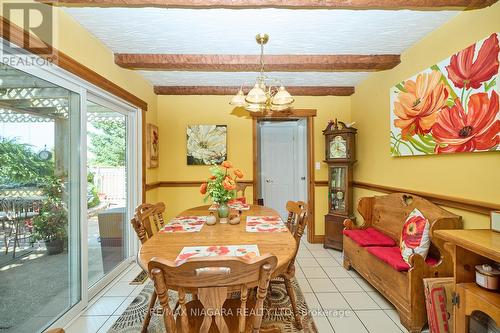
[{"x1": 314, "y1": 180, "x2": 500, "y2": 216}]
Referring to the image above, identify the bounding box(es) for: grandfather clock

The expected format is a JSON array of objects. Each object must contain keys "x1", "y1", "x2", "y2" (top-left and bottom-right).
[{"x1": 323, "y1": 119, "x2": 357, "y2": 250}]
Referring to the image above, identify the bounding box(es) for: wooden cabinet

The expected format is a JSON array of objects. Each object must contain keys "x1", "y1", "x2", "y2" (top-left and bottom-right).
[
  {"x1": 322, "y1": 120, "x2": 356, "y2": 250},
  {"x1": 435, "y1": 229, "x2": 500, "y2": 333}
]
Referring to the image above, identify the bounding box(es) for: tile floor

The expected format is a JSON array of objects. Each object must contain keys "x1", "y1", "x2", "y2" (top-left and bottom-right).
[{"x1": 65, "y1": 240, "x2": 425, "y2": 333}]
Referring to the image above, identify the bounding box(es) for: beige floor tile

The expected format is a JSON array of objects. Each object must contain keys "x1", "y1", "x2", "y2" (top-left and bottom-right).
[
  {"x1": 308, "y1": 278, "x2": 338, "y2": 293},
  {"x1": 130, "y1": 283, "x2": 146, "y2": 297},
  {"x1": 355, "y1": 310, "x2": 403, "y2": 333},
  {"x1": 297, "y1": 257, "x2": 320, "y2": 267},
  {"x1": 96, "y1": 316, "x2": 120, "y2": 333},
  {"x1": 315, "y1": 257, "x2": 341, "y2": 267},
  {"x1": 296, "y1": 278, "x2": 313, "y2": 293},
  {"x1": 310, "y1": 249, "x2": 333, "y2": 258},
  {"x1": 112, "y1": 296, "x2": 136, "y2": 316},
  {"x1": 104, "y1": 282, "x2": 138, "y2": 297},
  {"x1": 367, "y1": 291, "x2": 395, "y2": 310},
  {"x1": 342, "y1": 292, "x2": 380, "y2": 310},
  {"x1": 327, "y1": 249, "x2": 343, "y2": 260},
  {"x1": 323, "y1": 266, "x2": 351, "y2": 278},
  {"x1": 384, "y1": 309, "x2": 408, "y2": 332},
  {"x1": 119, "y1": 265, "x2": 143, "y2": 283},
  {"x1": 294, "y1": 266, "x2": 305, "y2": 278},
  {"x1": 331, "y1": 278, "x2": 364, "y2": 292},
  {"x1": 312, "y1": 315, "x2": 335, "y2": 333},
  {"x1": 354, "y1": 277, "x2": 376, "y2": 292},
  {"x1": 66, "y1": 316, "x2": 109, "y2": 333},
  {"x1": 83, "y1": 297, "x2": 127, "y2": 316},
  {"x1": 302, "y1": 292, "x2": 321, "y2": 310},
  {"x1": 328, "y1": 310, "x2": 368, "y2": 333},
  {"x1": 301, "y1": 266, "x2": 328, "y2": 278},
  {"x1": 296, "y1": 249, "x2": 314, "y2": 258},
  {"x1": 315, "y1": 292, "x2": 351, "y2": 310}
]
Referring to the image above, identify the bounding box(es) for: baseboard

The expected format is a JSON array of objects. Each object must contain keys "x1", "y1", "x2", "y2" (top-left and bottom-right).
[{"x1": 309, "y1": 235, "x2": 325, "y2": 244}]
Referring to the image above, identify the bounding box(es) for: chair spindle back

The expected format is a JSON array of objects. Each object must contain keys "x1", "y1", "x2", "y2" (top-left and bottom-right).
[{"x1": 148, "y1": 254, "x2": 277, "y2": 333}]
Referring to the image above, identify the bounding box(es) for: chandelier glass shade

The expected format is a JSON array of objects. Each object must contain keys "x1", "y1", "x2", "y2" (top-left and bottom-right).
[{"x1": 229, "y1": 33, "x2": 294, "y2": 112}]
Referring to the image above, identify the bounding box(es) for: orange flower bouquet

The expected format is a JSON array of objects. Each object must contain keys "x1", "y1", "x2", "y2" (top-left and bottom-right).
[{"x1": 199, "y1": 161, "x2": 244, "y2": 218}]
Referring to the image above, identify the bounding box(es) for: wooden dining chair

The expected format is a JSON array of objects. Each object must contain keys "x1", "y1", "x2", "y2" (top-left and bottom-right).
[
  {"x1": 284, "y1": 201, "x2": 302, "y2": 232},
  {"x1": 148, "y1": 254, "x2": 280, "y2": 333},
  {"x1": 131, "y1": 204, "x2": 166, "y2": 333},
  {"x1": 235, "y1": 183, "x2": 249, "y2": 203},
  {"x1": 135, "y1": 202, "x2": 166, "y2": 236},
  {"x1": 270, "y1": 204, "x2": 308, "y2": 330},
  {"x1": 131, "y1": 215, "x2": 149, "y2": 244},
  {"x1": 130, "y1": 214, "x2": 159, "y2": 333}
]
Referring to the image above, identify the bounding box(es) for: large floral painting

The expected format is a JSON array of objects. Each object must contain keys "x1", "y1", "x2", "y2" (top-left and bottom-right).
[
  {"x1": 187, "y1": 125, "x2": 227, "y2": 165},
  {"x1": 390, "y1": 33, "x2": 500, "y2": 156}
]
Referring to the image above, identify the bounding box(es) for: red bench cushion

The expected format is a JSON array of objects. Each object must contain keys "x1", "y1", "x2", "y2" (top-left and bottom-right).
[
  {"x1": 343, "y1": 227, "x2": 396, "y2": 247},
  {"x1": 367, "y1": 246, "x2": 439, "y2": 272}
]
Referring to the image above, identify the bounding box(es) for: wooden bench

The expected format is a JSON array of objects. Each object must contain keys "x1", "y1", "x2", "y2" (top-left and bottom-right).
[{"x1": 343, "y1": 193, "x2": 462, "y2": 333}]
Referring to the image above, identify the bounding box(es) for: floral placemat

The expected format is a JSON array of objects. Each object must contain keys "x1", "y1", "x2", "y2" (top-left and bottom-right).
[
  {"x1": 159, "y1": 216, "x2": 207, "y2": 233},
  {"x1": 246, "y1": 216, "x2": 288, "y2": 233},
  {"x1": 208, "y1": 202, "x2": 250, "y2": 211},
  {"x1": 175, "y1": 245, "x2": 259, "y2": 263}
]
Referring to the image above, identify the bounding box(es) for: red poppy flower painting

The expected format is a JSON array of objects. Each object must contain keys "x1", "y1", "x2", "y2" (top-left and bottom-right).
[
  {"x1": 446, "y1": 33, "x2": 499, "y2": 90},
  {"x1": 432, "y1": 92, "x2": 500, "y2": 153},
  {"x1": 390, "y1": 33, "x2": 500, "y2": 156}
]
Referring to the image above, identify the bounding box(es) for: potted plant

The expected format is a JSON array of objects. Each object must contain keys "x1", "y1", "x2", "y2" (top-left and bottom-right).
[
  {"x1": 31, "y1": 177, "x2": 68, "y2": 255},
  {"x1": 200, "y1": 161, "x2": 244, "y2": 221}
]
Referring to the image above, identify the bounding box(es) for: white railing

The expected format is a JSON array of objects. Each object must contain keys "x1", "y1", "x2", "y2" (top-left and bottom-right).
[{"x1": 89, "y1": 167, "x2": 126, "y2": 203}]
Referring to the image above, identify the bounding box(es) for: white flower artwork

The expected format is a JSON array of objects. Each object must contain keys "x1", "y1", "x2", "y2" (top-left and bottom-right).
[{"x1": 186, "y1": 125, "x2": 227, "y2": 165}]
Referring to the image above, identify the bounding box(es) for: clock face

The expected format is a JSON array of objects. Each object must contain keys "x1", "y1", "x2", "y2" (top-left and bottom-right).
[
  {"x1": 38, "y1": 150, "x2": 52, "y2": 161},
  {"x1": 329, "y1": 136, "x2": 347, "y2": 159},
  {"x1": 336, "y1": 191, "x2": 344, "y2": 200}
]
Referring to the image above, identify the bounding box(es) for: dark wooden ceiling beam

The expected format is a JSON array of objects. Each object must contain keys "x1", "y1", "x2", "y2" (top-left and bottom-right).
[
  {"x1": 39, "y1": 0, "x2": 498, "y2": 10},
  {"x1": 115, "y1": 54, "x2": 400, "y2": 72},
  {"x1": 154, "y1": 86, "x2": 354, "y2": 96}
]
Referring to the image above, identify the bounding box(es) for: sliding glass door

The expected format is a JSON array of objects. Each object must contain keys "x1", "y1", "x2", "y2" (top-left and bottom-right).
[
  {"x1": 0, "y1": 63, "x2": 81, "y2": 333},
  {"x1": 86, "y1": 99, "x2": 130, "y2": 289},
  {"x1": 0, "y1": 53, "x2": 141, "y2": 332}
]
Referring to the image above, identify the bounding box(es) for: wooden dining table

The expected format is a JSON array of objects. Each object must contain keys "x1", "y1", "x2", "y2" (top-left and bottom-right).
[{"x1": 138, "y1": 204, "x2": 297, "y2": 286}]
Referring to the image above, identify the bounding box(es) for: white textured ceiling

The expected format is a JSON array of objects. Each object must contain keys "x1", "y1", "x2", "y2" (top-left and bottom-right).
[
  {"x1": 63, "y1": 8, "x2": 459, "y2": 88},
  {"x1": 138, "y1": 71, "x2": 371, "y2": 86}
]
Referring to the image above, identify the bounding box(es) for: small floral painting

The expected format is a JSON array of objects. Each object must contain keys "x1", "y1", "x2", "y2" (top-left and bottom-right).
[
  {"x1": 187, "y1": 124, "x2": 227, "y2": 165},
  {"x1": 146, "y1": 123, "x2": 159, "y2": 168},
  {"x1": 390, "y1": 33, "x2": 500, "y2": 156}
]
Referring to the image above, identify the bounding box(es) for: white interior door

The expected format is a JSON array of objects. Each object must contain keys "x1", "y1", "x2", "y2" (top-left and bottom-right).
[{"x1": 259, "y1": 121, "x2": 307, "y2": 219}]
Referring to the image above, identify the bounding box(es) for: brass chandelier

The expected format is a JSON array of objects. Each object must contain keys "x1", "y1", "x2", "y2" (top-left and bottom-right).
[{"x1": 229, "y1": 33, "x2": 294, "y2": 112}]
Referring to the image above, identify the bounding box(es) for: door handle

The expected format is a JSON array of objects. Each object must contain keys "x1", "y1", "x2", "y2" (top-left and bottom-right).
[
  {"x1": 265, "y1": 179, "x2": 273, "y2": 183},
  {"x1": 301, "y1": 177, "x2": 306, "y2": 180}
]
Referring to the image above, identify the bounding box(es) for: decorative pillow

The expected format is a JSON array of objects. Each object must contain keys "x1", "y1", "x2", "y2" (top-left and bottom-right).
[{"x1": 400, "y1": 208, "x2": 431, "y2": 264}]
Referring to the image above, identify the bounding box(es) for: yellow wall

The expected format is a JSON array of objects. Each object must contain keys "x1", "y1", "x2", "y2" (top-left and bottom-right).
[
  {"x1": 155, "y1": 95, "x2": 351, "y2": 234},
  {"x1": 10, "y1": 1, "x2": 498, "y2": 233},
  {"x1": 351, "y1": 3, "x2": 500, "y2": 228}
]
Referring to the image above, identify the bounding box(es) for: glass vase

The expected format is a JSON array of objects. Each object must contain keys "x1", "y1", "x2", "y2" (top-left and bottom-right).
[{"x1": 217, "y1": 201, "x2": 229, "y2": 223}]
